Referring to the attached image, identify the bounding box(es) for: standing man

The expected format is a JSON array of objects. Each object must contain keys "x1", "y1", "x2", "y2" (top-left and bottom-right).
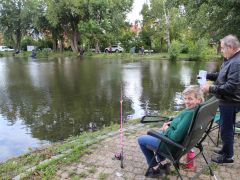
[{"x1": 202, "y1": 34, "x2": 240, "y2": 164}]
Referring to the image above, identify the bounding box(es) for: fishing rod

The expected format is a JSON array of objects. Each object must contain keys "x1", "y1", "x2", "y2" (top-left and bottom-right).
[{"x1": 115, "y1": 82, "x2": 124, "y2": 168}]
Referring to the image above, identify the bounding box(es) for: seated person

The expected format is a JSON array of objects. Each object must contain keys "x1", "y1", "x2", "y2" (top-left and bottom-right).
[{"x1": 138, "y1": 85, "x2": 204, "y2": 177}]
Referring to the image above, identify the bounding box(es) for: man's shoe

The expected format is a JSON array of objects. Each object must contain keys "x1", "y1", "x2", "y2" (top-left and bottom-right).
[
  {"x1": 213, "y1": 149, "x2": 225, "y2": 155},
  {"x1": 211, "y1": 154, "x2": 234, "y2": 164}
]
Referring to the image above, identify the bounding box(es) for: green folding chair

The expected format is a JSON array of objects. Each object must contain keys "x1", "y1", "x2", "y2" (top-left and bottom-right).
[{"x1": 144, "y1": 97, "x2": 219, "y2": 179}]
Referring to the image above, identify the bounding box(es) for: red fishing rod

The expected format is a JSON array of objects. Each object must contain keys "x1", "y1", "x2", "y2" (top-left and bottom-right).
[{"x1": 115, "y1": 83, "x2": 124, "y2": 168}]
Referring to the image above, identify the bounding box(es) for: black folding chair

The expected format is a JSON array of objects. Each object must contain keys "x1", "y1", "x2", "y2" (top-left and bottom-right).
[
  {"x1": 207, "y1": 111, "x2": 220, "y2": 147},
  {"x1": 144, "y1": 97, "x2": 219, "y2": 180}
]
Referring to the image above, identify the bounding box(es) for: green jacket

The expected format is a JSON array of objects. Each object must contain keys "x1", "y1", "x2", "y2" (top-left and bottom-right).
[{"x1": 159, "y1": 107, "x2": 196, "y2": 155}]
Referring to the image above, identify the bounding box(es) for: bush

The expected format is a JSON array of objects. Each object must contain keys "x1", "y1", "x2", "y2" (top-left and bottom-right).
[
  {"x1": 188, "y1": 39, "x2": 209, "y2": 60},
  {"x1": 36, "y1": 39, "x2": 53, "y2": 50},
  {"x1": 21, "y1": 36, "x2": 36, "y2": 51},
  {"x1": 181, "y1": 44, "x2": 189, "y2": 53},
  {"x1": 168, "y1": 40, "x2": 182, "y2": 60}
]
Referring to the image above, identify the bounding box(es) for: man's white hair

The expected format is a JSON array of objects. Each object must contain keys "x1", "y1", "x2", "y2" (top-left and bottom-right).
[{"x1": 221, "y1": 34, "x2": 240, "y2": 49}]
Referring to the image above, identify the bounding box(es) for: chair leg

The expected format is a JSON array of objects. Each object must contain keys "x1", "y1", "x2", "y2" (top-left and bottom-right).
[
  {"x1": 216, "y1": 126, "x2": 220, "y2": 147},
  {"x1": 172, "y1": 163, "x2": 183, "y2": 180},
  {"x1": 201, "y1": 152, "x2": 215, "y2": 177}
]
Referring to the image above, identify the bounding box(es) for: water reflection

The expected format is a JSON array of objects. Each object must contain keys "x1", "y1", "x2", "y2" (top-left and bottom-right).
[
  {"x1": 0, "y1": 57, "x2": 220, "y2": 162},
  {"x1": 179, "y1": 61, "x2": 192, "y2": 86},
  {"x1": 123, "y1": 62, "x2": 144, "y2": 119},
  {"x1": 0, "y1": 114, "x2": 48, "y2": 161}
]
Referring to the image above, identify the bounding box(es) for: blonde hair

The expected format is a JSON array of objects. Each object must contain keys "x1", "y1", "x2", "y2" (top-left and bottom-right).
[{"x1": 182, "y1": 85, "x2": 204, "y2": 103}]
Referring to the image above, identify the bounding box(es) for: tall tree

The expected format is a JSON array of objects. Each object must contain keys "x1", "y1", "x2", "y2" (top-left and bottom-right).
[
  {"x1": 172, "y1": 0, "x2": 240, "y2": 40},
  {"x1": 0, "y1": 0, "x2": 38, "y2": 50},
  {"x1": 44, "y1": 0, "x2": 133, "y2": 53},
  {"x1": 81, "y1": 0, "x2": 133, "y2": 51},
  {"x1": 150, "y1": 0, "x2": 171, "y2": 49},
  {"x1": 140, "y1": 0, "x2": 185, "y2": 52},
  {"x1": 44, "y1": 0, "x2": 83, "y2": 52},
  {"x1": 33, "y1": 1, "x2": 64, "y2": 52}
]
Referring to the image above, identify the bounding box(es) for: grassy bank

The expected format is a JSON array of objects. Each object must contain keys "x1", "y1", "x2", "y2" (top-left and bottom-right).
[
  {"x1": 0, "y1": 120, "x2": 141, "y2": 179},
  {"x1": 0, "y1": 51, "x2": 221, "y2": 61},
  {"x1": 86, "y1": 52, "x2": 221, "y2": 61}
]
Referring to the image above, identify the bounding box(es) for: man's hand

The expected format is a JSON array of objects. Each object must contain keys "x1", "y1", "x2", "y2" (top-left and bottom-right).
[{"x1": 202, "y1": 83, "x2": 211, "y2": 93}]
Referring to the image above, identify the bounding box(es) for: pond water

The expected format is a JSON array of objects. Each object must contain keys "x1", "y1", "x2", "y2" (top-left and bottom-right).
[{"x1": 0, "y1": 56, "x2": 220, "y2": 162}]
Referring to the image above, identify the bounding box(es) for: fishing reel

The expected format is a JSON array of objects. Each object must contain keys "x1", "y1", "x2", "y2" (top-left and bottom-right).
[{"x1": 114, "y1": 152, "x2": 123, "y2": 160}]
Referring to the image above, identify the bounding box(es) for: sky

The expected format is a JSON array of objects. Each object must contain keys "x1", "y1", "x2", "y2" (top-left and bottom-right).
[{"x1": 126, "y1": 0, "x2": 148, "y2": 24}]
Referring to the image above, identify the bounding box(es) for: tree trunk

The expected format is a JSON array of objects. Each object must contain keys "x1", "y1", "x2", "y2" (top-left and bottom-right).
[
  {"x1": 163, "y1": 1, "x2": 171, "y2": 50},
  {"x1": 95, "y1": 40, "x2": 101, "y2": 53},
  {"x1": 60, "y1": 39, "x2": 64, "y2": 52},
  {"x1": 52, "y1": 38, "x2": 57, "y2": 51},
  {"x1": 70, "y1": 30, "x2": 79, "y2": 52},
  {"x1": 16, "y1": 29, "x2": 21, "y2": 51}
]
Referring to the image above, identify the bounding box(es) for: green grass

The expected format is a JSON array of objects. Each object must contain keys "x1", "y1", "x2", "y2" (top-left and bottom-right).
[
  {"x1": 88, "y1": 166, "x2": 97, "y2": 174},
  {"x1": 98, "y1": 172, "x2": 109, "y2": 180},
  {"x1": 88, "y1": 52, "x2": 221, "y2": 61},
  {"x1": 1, "y1": 50, "x2": 221, "y2": 61}
]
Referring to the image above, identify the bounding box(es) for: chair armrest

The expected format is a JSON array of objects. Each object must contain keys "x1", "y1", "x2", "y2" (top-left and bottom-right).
[
  {"x1": 147, "y1": 129, "x2": 184, "y2": 150},
  {"x1": 141, "y1": 115, "x2": 172, "y2": 124}
]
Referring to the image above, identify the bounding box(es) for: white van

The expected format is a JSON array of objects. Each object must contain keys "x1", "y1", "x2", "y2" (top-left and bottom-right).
[{"x1": 0, "y1": 45, "x2": 14, "y2": 52}]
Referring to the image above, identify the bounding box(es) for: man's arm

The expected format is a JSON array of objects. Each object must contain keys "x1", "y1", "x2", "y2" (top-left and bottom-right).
[
  {"x1": 206, "y1": 72, "x2": 219, "y2": 81},
  {"x1": 209, "y1": 63, "x2": 240, "y2": 95}
]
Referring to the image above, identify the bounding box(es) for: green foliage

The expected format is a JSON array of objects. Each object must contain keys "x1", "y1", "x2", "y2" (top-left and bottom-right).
[
  {"x1": 188, "y1": 39, "x2": 209, "y2": 60},
  {"x1": 84, "y1": 50, "x2": 94, "y2": 56},
  {"x1": 36, "y1": 48, "x2": 52, "y2": 58},
  {"x1": 0, "y1": 0, "x2": 40, "y2": 49},
  {"x1": 37, "y1": 39, "x2": 53, "y2": 50},
  {"x1": 174, "y1": 0, "x2": 240, "y2": 40},
  {"x1": 168, "y1": 40, "x2": 182, "y2": 60},
  {"x1": 20, "y1": 36, "x2": 36, "y2": 51}
]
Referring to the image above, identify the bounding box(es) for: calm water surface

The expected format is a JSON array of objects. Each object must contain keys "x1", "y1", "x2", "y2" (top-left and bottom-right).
[{"x1": 0, "y1": 56, "x2": 219, "y2": 162}]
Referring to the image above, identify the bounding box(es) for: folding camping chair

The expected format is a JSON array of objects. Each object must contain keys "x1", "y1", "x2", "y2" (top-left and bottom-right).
[
  {"x1": 143, "y1": 97, "x2": 219, "y2": 180},
  {"x1": 207, "y1": 111, "x2": 220, "y2": 147}
]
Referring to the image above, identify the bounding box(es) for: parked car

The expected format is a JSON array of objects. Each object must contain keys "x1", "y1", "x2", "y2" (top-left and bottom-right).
[
  {"x1": 104, "y1": 45, "x2": 124, "y2": 53},
  {"x1": 0, "y1": 45, "x2": 14, "y2": 52}
]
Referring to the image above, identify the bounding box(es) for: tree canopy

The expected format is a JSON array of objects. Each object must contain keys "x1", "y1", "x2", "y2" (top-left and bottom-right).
[{"x1": 0, "y1": 0, "x2": 240, "y2": 53}]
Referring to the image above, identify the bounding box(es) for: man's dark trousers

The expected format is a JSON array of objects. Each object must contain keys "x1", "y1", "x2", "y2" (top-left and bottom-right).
[{"x1": 219, "y1": 105, "x2": 239, "y2": 158}]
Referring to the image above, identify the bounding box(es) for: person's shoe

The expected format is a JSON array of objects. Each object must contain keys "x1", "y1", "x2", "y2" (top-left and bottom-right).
[
  {"x1": 213, "y1": 149, "x2": 225, "y2": 155},
  {"x1": 145, "y1": 167, "x2": 163, "y2": 178},
  {"x1": 211, "y1": 154, "x2": 234, "y2": 164},
  {"x1": 161, "y1": 163, "x2": 171, "y2": 175},
  {"x1": 149, "y1": 160, "x2": 158, "y2": 168}
]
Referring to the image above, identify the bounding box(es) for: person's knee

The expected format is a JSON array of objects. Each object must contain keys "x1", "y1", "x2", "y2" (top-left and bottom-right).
[{"x1": 138, "y1": 135, "x2": 146, "y2": 145}]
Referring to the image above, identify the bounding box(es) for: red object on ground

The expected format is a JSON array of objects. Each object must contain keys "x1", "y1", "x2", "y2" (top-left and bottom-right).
[{"x1": 186, "y1": 149, "x2": 195, "y2": 169}]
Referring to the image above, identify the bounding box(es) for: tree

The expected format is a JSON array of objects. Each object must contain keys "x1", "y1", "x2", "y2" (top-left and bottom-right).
[
  {"x1": 172, "y1": 0, "x2": 240, "y2": 40},
  {"x1": 140, "y1": 0, "x2": 185, "y2": 52},
  {"x1": 0, "y1": 0, "x2": 38, "y2": 50},
  {"x1": 140, "y1": 3, "x2": 155, "y2": 49},
  {"x1": 44, "y1": 0, "x2": 83, "y2": 52},
  {"x1": 150, "y1": 0, "x2": 171, "y2": 50},
  {"x1": 44, "y1": 0, "x2": 133, "y2": 53}
]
